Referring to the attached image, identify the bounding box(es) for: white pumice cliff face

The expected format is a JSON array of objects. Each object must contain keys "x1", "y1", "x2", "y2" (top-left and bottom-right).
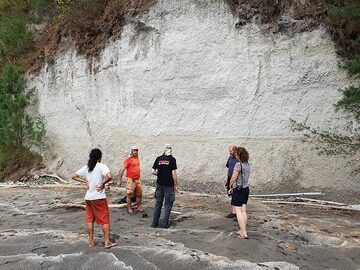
[{"x1": 29, "y1": 0, "x2": 359, "y2": 195}]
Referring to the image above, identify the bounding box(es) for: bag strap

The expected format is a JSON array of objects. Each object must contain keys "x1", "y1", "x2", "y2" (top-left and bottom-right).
[{"x1": 240, "y1": 162, "x2": 244, "y2": 187}]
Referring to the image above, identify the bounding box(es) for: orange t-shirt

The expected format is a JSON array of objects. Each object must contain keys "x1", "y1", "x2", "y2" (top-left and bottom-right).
[{"x1": 123, "y1": 157, "x2": 140, "y2": 179}]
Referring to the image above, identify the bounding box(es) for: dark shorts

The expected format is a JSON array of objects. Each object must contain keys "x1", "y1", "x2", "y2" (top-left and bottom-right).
[{"x1": 231, "y1": 187, "x2": 249, "y2": 207}]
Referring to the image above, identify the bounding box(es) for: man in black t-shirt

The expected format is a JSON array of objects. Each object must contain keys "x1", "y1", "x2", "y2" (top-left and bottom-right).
[{"x1": 151, "y1": 144, "x2": 178, "y2": 228}]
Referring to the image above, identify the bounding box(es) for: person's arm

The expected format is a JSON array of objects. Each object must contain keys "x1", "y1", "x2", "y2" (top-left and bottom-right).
[
  {"x1": 96, "y1": 172, "x2": 113, "y2": 192},
  {"x1": 72, "y1": 174, "x2": 88, "y2": 189},
  {"x1": 225, "y1": 168, "x2": 230, "y2": 186},
  {"x1": 152, "y1": 158, "x2": 158, "y2": 176},
  {"x1": 225, "y1": 158, "x2": 229, "y2": 186},
  {"x1": 117, "y1": 166, "x2": 126, "y2": 187},
  {"x1": 172, "y1": 170, "x2": 179, "y2": 193},
  {"x1": 228, "y1": 170, "x2": 239, "y2": 194}
]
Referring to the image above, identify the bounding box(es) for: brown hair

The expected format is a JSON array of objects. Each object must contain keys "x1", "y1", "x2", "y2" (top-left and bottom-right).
[{"x1": 236, "y1": 147, "x2": 249, "y2": 163}]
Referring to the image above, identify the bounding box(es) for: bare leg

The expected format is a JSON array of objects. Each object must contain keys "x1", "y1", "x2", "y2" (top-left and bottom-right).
[
  {"x1": 136, "y1": 196, "x2": 143, "y2": 212},
  {"x1": 241, "y1": 205, "x2": 248, "y2": 226},
  {"x1": 87, "y1": 222, "x2": 95, "y2": 247},
  {"x1": 234, "y1": 206, "x2": 248, "y2": 238},
  {"x1": 102, "y1": 224, "x2": 117, "y2": 248},
  {"x1": 232, "y1": 205, "x2": 236, "y2": 214},
  {"x1": 127, "y1": 194, "x2": 133, "y2": 214}
]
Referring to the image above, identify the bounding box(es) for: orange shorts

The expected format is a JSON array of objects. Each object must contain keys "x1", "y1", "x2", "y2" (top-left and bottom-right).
[
  {"x1": 85, "y1": 199, "x2": 110, "y2": 225},
  {"x1": 126, "y1": 178, "x2": 142, "y2": 197}
]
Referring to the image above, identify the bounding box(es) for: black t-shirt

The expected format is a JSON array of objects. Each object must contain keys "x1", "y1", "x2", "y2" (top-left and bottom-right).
[{"x1": 152, "y1": 155, "x2": 177, "y2": 187}]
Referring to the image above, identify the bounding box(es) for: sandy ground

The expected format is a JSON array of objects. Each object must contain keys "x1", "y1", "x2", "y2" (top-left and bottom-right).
[{"x1": 0, "y1": 186, "x2": 359, "y2": 270}]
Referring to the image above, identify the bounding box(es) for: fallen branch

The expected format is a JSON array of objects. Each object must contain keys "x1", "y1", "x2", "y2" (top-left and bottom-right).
[
  {"x1": 0, "y1": 184, "x2": 123, "y2": 191},
  {"x1": 251, "y1": 192, "x2": 324, "y2": 198},
  {"x1": 56, "y1": 203, "x2": 85, "y2": 210},
  {"x1": 56, "y1": 203, "x2": 129, "y2": 210},
  {"x1": 0, "y1": 184, "x2": 30, "y2": 189},
  {"x1": 39, "y1": 174, "x2": 68, "y2": 184},
  {"x1": 261, "y1": 201, "x2": 359, "y2": 211},
  {"x1": 294, "y1": 197, "x2": 347, "y2": 206},
  {"x1": 41, "y1": 184, "x2": 87, "y2": 190},
  {"x1": 108, "y1": 203, "x2": 127, "y2": 208}
]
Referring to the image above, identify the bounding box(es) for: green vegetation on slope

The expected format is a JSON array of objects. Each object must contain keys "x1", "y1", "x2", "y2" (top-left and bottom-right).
[{"x1": 0, "y1": 0, "x2": 50, "y2": 180}]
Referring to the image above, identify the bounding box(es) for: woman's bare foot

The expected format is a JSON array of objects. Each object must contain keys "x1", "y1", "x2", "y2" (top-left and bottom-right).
[
  {"x1": 104, "y1": 242, "x2": 118, "y2": 249},
  {"x1": 136, "y1": 208, "x2": 143, "y2": 213},
  {"x1": 127, "y1": 208, "x2": 133, "y2": 215},
  {"x1": 88, "y1": 240, "x2": 97, "y2": 247},
  {"x1": 236, "y1": 231, "x2": 249, "y2": 239}
]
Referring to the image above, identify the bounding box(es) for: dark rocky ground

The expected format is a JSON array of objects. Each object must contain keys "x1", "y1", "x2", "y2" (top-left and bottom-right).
[{"x1": 0, "y1": 186, "x2": 359, "y2": 270}]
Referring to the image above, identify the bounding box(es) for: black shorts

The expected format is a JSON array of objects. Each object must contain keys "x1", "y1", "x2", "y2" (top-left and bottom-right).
[{"x1": 231, "y1": 187, "x2": 249, "y2": 207}]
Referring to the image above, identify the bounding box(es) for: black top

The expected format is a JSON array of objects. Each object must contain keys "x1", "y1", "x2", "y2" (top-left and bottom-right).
[{"x1": 152, "y1": 155, "x2": 177, "y2": 187}]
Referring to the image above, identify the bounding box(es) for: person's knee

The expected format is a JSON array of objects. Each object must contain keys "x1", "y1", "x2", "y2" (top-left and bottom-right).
[
  {"x1": 165, "y1": 196, "x2": 175, "y2": 207},
  {"x1": 165, "y1": 193, "x2": 175, "y2": 205},
  {"x1": 155, "y1": 197, "x2": 164, "y2": 205}
]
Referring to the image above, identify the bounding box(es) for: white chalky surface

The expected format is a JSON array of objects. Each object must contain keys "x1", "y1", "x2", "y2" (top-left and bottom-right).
[{"x1": 28, "y1": 0, "x2": 359, "y2": 194}]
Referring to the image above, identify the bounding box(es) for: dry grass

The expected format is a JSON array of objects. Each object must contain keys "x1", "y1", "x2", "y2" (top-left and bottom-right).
[
  {"x1": 0, "y1": 147, "x2": 43, "y2": 182},
  {"x1": 27, "y1": 0, "x2": 158, "y2": 73},
  {"x1": 225, "y1": 0, "x2": 359, "y2": 59},
  {"x1": 17, "y1": 0, "x2": 360, "y2": 73}
]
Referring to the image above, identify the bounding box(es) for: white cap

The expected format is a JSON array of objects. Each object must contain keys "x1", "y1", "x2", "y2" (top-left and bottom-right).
[
  {"x1": 164, "y1": 144, "x2": 172, "y2": 149},
  {"x1": 131, "y1": 145, "x2": 138, "y2": 150}
]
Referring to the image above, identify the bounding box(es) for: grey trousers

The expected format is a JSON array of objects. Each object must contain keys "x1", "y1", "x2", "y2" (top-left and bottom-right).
[{"x1": 151, "y1": 184, "x2": 175, "y2": 227}]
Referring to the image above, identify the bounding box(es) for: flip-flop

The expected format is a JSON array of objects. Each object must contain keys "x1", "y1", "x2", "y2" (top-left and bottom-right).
[{"x1": 104, "y1": 242, "x2": 118, "y2": 249}]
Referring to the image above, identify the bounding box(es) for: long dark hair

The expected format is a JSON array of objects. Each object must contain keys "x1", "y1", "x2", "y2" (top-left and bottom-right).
[{"x1": 87, "y1": 148, "x2": 102, "y2": 172}]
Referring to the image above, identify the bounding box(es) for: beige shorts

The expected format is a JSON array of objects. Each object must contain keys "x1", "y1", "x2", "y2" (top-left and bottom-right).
[{"x1": 125, "y1": 178, "x2": 142, "y2": 197}]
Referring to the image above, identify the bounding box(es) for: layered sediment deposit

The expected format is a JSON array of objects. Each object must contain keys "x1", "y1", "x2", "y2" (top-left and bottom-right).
[{"x1": 28, "y1": 0, "x2": 359, "y2": 200}]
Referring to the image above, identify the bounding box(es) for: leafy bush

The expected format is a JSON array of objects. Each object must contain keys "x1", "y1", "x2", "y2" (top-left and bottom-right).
[
  {"x1": 327, "y1": 4, "x2": 360, "y2": 21},
  {"x1": 336, "y1": 86, "x2": 360, "y2": 121},
  {"x1": 0, "y1": 64, "x2": 45, "y2": 148},
  {"x1": 0, "y1": 13, "x2": 33, "y2": 66}
]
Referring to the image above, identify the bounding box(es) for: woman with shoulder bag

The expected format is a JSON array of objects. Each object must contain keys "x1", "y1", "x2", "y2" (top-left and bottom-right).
[{"x1": 228, "y1": 146, "x2": 250, "y2": 239}]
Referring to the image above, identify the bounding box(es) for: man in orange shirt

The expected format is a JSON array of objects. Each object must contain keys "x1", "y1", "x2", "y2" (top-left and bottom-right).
[{"x1": 117, "y1": 146, "x2": 142, "y2": 214}]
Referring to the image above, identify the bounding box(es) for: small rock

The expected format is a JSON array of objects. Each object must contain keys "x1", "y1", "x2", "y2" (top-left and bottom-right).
[{"x1": 278, "y1": 242, "x2": 297, "y2": 252}]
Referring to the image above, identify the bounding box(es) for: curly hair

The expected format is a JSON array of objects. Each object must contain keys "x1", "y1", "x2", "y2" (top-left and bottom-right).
[{"x1": 236, "y1": 147, "x2": 249, "y2": 163}]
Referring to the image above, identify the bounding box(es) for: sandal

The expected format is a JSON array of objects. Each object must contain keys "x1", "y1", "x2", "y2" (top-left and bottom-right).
[{"x1": 104, "y1": 242, "x2": 118, "y2": 249}]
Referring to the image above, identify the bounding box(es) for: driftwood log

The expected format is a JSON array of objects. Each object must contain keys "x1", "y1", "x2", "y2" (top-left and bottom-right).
[
  {"x1": 251, "y1": 192, "x2": 324, "y2": 198},
  {"x1": 261, "y1": 200, "x2": 359, "y2": 211},
  {"x1": 294, "y1": 197, "x2": 348, "y2": 206},
  {"x1": 39, "y1": 174, "x2": 68, "y2": 184},
  {"x1": 56, "y1": 203, "x2": 129, "y2": 210}
]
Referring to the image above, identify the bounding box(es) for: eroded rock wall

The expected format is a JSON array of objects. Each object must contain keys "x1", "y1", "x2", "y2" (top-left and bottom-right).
[{"x1": 29, "y1": 0, "x2": 359, "y2": 198}]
